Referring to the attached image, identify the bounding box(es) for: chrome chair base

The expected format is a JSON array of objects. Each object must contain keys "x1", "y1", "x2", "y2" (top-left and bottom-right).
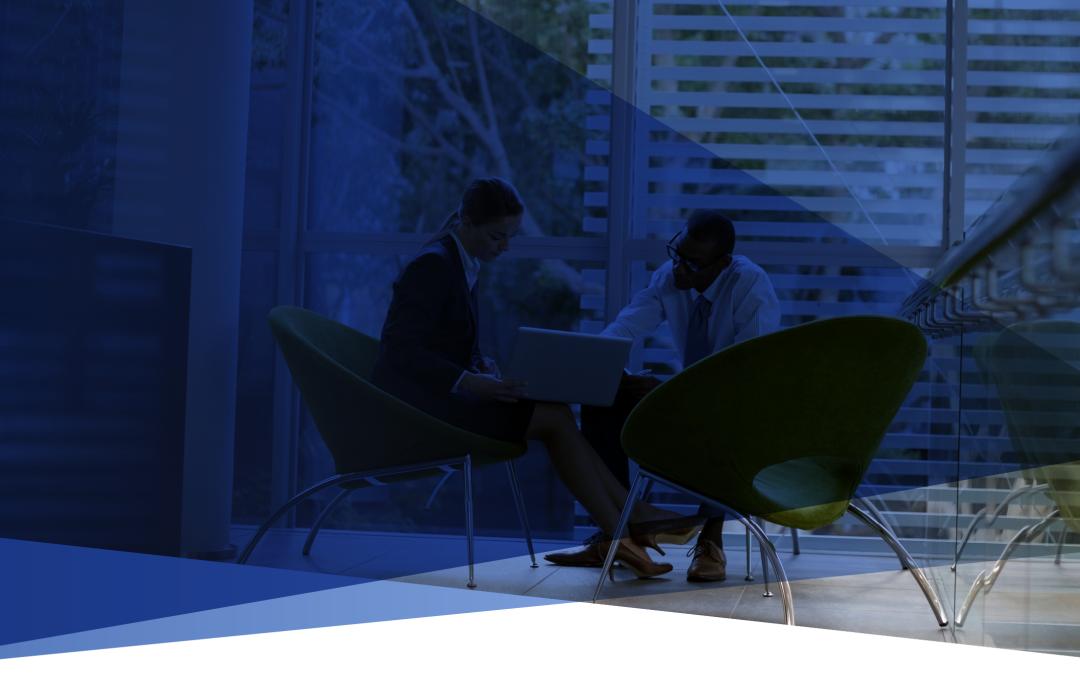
[
  {"x1": 592, "y1": 469, "x2": 950, "y2": 628},
  {"x1": 302, "y1": 487, "x2": 352, "y2": 556},
  {"x1": 464, "y1": 455, "x2": 476, "y2": 588},
  {"x1": 956, "y1": 509, "x2": 1061, "y2": 627},
  {"x1": 593, "y1": 471, "x2": 794, "y2": 624},
  {"x1": 238, "y1": 456, "x2": 539, "y2": 588},
  {"x1": 744, "y1": 529, "x2": 753, "y2": 581},
  {"x1": 751, "y1": 517, "x2": 776, "y2": 599},
  {"x1": 743, "y1": 518, "x2": 800, "y2": 582},
  {"x1": 851, "y1": 497, "x2": 905, "y2": 570},
  {"x1": 847, "y1": 504, "x2": 949, "y2": 627},
  {"x1": 951, "y1": 482, "x2": 1048, "y2": 572}
]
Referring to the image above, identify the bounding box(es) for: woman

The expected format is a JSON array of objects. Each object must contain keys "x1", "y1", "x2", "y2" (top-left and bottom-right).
[{"x1": 371, "y1": 177, "x2": 676, "y2": 577}]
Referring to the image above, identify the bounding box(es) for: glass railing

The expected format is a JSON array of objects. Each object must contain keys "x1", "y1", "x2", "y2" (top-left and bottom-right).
[{"x1": 904, "y1": 132, "x2": 1080, "y2": 655}]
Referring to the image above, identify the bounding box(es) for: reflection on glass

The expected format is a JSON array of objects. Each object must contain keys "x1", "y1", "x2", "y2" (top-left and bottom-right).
[{"x1": 954, "y1": 321, "x2": 1080, "y2": 652}]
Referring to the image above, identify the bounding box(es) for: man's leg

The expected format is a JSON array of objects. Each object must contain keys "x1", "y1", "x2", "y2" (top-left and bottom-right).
[
  {"x1": 582, "y1": 388, "x2": 682, "y2": 524},
  {"x1": 699, "y1": 513, "x2": 725, "y2": 547},
  {"x1": 687, "y1": 511, "x2": 727, "y2": 582}
]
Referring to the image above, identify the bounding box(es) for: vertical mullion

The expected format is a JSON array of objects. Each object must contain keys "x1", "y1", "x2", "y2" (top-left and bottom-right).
[
  {"x1": 605, "y1": 0, "x2": 638, "y2": 324},
  {"x1": 946, "y1": 0, "x2": 968, "y2": 628},
  {"x1": 270, "y1": 0, "x2": 316, "y2": 524},
  {"x1": 943, "y1": 0, "x2": 968, "y2": 248}
]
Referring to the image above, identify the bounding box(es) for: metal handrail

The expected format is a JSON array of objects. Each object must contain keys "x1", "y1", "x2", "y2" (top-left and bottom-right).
[{"x1": 901, "y1": 132, "x2": 1080, "y2": 323}]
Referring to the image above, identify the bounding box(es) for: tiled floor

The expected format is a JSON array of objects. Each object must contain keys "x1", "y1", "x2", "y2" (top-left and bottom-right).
[{"x1": 234, "y1": 527, "x2": 956, "y2": 644}]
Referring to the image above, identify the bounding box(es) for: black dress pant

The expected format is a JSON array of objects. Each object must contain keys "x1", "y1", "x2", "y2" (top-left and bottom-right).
[
  {"x1": 580, "y1": 385, "x2": 641, "y2": 489},
  {"x1": 581, "y1": 383, "x2": 726, "y2": 545}
]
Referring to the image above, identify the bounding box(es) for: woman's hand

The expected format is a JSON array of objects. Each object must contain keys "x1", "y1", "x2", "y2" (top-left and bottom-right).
[
  {"x1": 459, "y1": 372, "x2": 527, "y2": 403},
  {"x1": 475, "y1": 356, "x2": 501, "y2": 378}
]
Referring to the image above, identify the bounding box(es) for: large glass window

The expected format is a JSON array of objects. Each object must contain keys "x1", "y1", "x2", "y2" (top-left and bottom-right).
[
  {"x1": 307, "y1": 0, "x2": 592, "y2": 238},
  {"x1": 235, "y1": 0, "x2": 1079, "y2": 584},
  {"x1": 588, "y1": 0, "x2": 948, "y2": 247}
]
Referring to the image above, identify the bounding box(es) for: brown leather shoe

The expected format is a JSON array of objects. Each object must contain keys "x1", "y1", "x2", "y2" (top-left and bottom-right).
[{"x1": 686, "y1": 539, "x2": 727, "y2": 582}]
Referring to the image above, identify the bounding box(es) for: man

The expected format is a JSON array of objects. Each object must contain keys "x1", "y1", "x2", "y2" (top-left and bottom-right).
[{"x1": 546, "y1": 209, "x2": 781, "y2": 581}]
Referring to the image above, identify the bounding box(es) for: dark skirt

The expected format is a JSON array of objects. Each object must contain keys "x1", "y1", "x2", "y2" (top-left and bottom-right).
[
  {"x1": 446, "y1": 393, "x2": 536, "y2": 445},
  {"x1": 372, "y1": 364, "x2": 536, "y2": 446}
]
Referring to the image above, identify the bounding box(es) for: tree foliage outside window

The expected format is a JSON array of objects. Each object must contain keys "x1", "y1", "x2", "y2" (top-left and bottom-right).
[{"x1": 0, "y1": 1, "x2": 121, "y2": 231}]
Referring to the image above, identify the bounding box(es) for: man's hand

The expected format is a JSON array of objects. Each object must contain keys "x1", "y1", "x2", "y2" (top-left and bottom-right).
[
  {"x1": 621, "y1": 371, "x2": 662, "y2": 401},
  {"x1": 459, "y1": 373, "x2": 526, "y2": 403}
]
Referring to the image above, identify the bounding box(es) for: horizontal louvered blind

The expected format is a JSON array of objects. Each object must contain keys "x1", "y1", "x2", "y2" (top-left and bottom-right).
[
  {"x1": 580, "y1": 1, "x2": 1068, "y2": 561},
  {"x1": 587, "y1": 0, "x2": 948, "y2": 248},
  {"x1": 964, "y1": 0, "x2": 1080, "y2": 230}
]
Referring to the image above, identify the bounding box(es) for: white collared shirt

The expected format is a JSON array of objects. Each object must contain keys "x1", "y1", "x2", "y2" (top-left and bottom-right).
[
  {"x1": 448, "y1": 229, "x2": 480, "y2": 291},
  {"x1": 602, "y1": 256, "x2": 781, "y2": 369}
]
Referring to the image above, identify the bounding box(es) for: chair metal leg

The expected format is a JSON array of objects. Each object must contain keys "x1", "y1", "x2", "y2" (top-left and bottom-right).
[
  {"x1": 239, "y1": 458, "x2": 469, "y2": 566},
  {"x1": 464, "y1": 454, "x2": 476, "y2": 589},
  {"x1": 302, "y1": 487, "x2": 353, "y2": 556},
  {"x1": 608, "y1": 471, "x2": 793, "y2": 624},
  {"x1": 848, "y1": 504, "x2": 949, "y2": 627},
  {"x1": 988, "y1": 483, "x2": 1047, "y2": 525},
  {"x1": 951, "y1": 482, "x2": 1048, "y2": 571},
  {"x1": 854, "y1": 496, "x2": 890, "y2": 527},
  {"x1": 745, "y1": 519, "x2": 796, "y2": 581},
  {"x1": 423, "y1": 467, "x2": 457, "y2": 510},
  {"x1": 748, "y1": 517, "x2": 772, "y2": 596},
  {"x1": 739, "y1": 516, "x2": 794, "y2": 624},
  {"x1": 238, "y1": 475, "x2": 352, "y2": 564},
  {"x1": 744, "y1": 525, "x2": 753, "y2": 581},
  {"x1": 756, "y1": 520, "x2": 773, "y2": 598},
  {"x1": 1055, "y1": 525, "x2": 1068, "y2": 565},
  {"x1": 951, "y1": 507, "x2": 988, "y2": 573},
  {"x1": 592, "y1": 472, "x2": 647, "y2": 602},
  {"x1": 641, "y1": 477, "x2": 655, "y2": 501},
  {"x1": 505, "y1": 460, "x2": 537, "y2": 568},
  {"x1": 956, "y1": 509, "x2": 1060, "y2": 627}
]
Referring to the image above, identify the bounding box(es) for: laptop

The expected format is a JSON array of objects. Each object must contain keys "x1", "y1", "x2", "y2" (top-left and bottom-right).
[{"x1": 505, "y1": 327, "x2": 632, "y2": 406}]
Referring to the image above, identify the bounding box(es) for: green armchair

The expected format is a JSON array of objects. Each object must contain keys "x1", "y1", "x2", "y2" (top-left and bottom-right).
[
  {"x1": 237, "y1": 306, "x2": 538, "y2": 588},
  {"x1": 593, "y1": 315, "x2": 948, "y2": 627}
]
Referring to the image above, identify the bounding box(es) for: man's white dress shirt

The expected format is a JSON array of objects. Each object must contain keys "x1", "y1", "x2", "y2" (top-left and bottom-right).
[{"x1": 602, "y1": 255, "x2": 781, "y2": 369}]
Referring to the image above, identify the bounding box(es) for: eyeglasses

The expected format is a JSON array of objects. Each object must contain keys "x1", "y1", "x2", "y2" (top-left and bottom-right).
[{"x1": 666, "y1": 231, "x2": 706, "y2": 273}]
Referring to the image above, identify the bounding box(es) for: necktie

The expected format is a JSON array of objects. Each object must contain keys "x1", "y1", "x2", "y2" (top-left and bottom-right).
[{"x1": 683, "y1": 295, "x2": 712, "y2": 367}]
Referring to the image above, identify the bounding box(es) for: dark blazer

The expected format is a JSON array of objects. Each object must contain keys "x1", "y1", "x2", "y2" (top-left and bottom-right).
[{"x1": 371, "y1": 234, "x2": 482, "y2": 420}]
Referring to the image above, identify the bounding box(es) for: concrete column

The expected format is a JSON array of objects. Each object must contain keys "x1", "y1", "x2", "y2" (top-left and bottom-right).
[{"x1": 112, "y1": 1, "x2": 254, "y2": 557}]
